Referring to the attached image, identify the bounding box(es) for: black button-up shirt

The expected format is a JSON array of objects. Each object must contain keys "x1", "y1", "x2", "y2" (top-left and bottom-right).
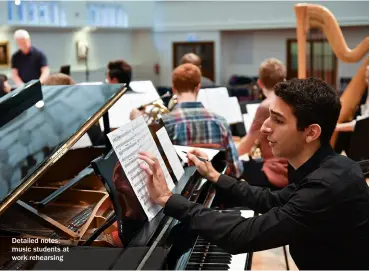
[{"x1": 164, "y1": 145, "x2": 369, "y2": 270}]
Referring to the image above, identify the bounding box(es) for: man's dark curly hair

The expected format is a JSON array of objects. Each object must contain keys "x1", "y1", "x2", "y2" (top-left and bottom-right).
[
  {"x1": 107, "y1": 60, "x2": 132, "y2": 84},
  {"x1": 274, "y1": 78, "x2": 341, "y2": 144}
]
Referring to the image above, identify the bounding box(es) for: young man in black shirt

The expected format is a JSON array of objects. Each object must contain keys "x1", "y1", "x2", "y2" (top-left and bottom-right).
[{"x1": 139, "y1": 78, "x2": 369, "y2": 270}]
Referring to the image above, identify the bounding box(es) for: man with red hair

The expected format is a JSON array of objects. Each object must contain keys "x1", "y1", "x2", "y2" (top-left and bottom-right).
[{"x1": 132, "y1": 63, "x2": 243, "y2": 177}]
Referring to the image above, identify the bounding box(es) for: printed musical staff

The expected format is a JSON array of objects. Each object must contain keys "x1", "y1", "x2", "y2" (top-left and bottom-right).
[{"x1": 107, "y1": 116, "x2": 175, "y2": 221}]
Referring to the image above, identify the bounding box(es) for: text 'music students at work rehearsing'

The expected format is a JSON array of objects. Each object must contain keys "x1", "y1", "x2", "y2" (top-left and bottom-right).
[
  {"x1": 131, "y1": 63, "x2": 243, "y2": 178},
  {"x1": 139, "y1": 78, "x2": 369, "y2": 270},
  {"x1": 237, "y1": 58, "x2": 289, "y2": 189},
  {"x1": 11, "y1": 29, "x2": 50, "y2": 87}
]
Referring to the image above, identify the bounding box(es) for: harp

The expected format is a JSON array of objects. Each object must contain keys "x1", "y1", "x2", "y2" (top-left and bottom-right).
[{"x1": 294, "y1": 3, "x2": 369, "y2": 146}]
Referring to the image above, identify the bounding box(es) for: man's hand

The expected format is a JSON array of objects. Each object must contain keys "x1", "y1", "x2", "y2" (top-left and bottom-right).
[
  {"x1": 130, "y1": 108, "x2": 144, "y2": 120},
  {"x1": 138, "y1": 151, "x2": 173, "y2": 207},
  {"x1": 187, "y1": 149, "x2": 221, "y2": 183}
]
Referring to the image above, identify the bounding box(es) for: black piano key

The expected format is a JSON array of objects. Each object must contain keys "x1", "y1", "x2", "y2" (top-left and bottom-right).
[
  {"x1": 200, "y1": 263, "x2": 230, "y2": 270},
  {"x1": 207, "y1": 247, "x2": 226, "y2": 253},
  {"x1": 193, "y1": 246, "x2": 210, "y2": 253},
  {"x1": 195, "y1": 240, "x2": 211, "y2": 245},
  {"x1": 204, "y1": 255, "x2": 231, "y2": 262},
  {"x1": 189, "y1": 253, "x2": 232, "y2": 265},
  {"x1": 186, "y1": 263, "x2": 201, "y2": 270}
]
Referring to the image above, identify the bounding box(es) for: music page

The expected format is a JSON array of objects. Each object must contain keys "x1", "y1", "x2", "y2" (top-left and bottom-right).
[
  {"x1": 156, "y1": 127, "x2": 185, "y2": 181},
  {"x1": 107, "y1": 116, "x2": 175, "y2": 221}
]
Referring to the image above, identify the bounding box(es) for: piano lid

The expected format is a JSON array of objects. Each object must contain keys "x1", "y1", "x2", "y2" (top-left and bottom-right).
[{"x1": 0, "y1": 83, "x2": 127, "y2": 214}]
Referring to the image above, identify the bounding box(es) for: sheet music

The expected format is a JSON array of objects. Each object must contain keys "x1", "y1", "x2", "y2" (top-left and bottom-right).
[
  {"x1": 209, "y1": 96, "x2": 243, "y2": 124},
  {"x1": 197, "y1": 87, "x2": 242, "y2": 124},
  {"x1": 107, "y1": 116, "x2": 175, "y2": 221},
  {"x1": 129, "y1": 81, "x2": 157, "y2": 93},
  {"x1": 156, "y1": 127, "x2": 185, "y2": 181},
  {"x1": 197, "y1": 87, "x2": 229, "y2": 108},
  {"x1": 197, "y1": 89, "x2": 211, "y2": 108},
  {"x1": 243, "y1": 103, "x2": 260, "y2": 132},
  {"x1": 99, "y1": 81, "x2": 160, "y2": 129},
  {"x1": 71, "y1": 133, "x2": 92, "y2": 149},
  {"x1": 173, "y1": 145, "x2": 220, "y2": 164}
]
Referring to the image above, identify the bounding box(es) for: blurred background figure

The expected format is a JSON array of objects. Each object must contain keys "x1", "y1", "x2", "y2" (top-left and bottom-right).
[
  {"x1": 181, "y1": 53, "x2": 215, "y2": 88},
  {"x1": 43, "y1": 73, "x2": 76, "y2": 86},
  {"x1": 11, "y1": 29, "x2": 49, "y2": 87},
  {"x1": 105, "y1": 59, "x2": 132, "y2": 85},
  {"x1": 0, "y1": 74, "x2": 11, "y2": 98}
]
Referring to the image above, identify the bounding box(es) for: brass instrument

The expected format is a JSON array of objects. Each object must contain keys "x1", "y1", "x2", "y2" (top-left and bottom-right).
[
  {"x1": 294, "y1": 3, "x2": 369, "y2": 146},
  {"x1": 168, "y1": 94, "x2": 178, "y2": 111},
  {"x1": 138, "y1": 91, "x2": 175, "y2": 124}
]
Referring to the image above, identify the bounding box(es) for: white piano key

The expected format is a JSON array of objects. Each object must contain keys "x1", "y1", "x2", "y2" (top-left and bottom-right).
[
  {"x1": 227, "y1": 210, "x2": 254, "y2": 270},
  {"x1": 241, "y1": 210, "x2": 254, "y2": 219},
  {"x1": 228, "y1": 253, "x2": 248, "y2": 270}
]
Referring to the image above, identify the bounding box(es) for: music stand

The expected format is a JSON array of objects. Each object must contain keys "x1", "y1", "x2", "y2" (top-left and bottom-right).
[
  {"x1": 0, "y1": 80, "x2": 43, "y2": 128},
  {"x1": 60, "y1": 65, "x2": 71, "y2": 76}
]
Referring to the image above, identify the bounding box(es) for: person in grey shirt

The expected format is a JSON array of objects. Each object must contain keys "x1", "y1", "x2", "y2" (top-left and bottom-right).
[{"x1": 181, "y1": 53, "x2": 215, "y2": 88}]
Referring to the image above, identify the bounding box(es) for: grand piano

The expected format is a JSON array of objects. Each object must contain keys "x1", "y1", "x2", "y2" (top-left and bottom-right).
[{"x1": 0, "y1": 81, "x2": 253, "y2": 270}]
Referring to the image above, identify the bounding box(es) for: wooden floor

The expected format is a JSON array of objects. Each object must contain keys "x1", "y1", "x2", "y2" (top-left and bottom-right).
[{"x1": 251, "y1": 246, "x2": 298, "y2": 270}]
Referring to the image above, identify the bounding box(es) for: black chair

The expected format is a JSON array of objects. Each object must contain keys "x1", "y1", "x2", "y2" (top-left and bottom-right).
[{"x1": 347, "y1": 117, "x2": 369, "y2": 162}]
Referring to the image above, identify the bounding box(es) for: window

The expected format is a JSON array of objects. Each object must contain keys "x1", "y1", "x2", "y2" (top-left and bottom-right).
[
  {"x1": 173, "y1": 42, "x2": 215, "y2": 82},
  {"x1": 287, "y1": 38, "x2": 337, "y2": 89},
  {"x1": 7, "y1": 1, "x2": 66, "y2": 26},
  {"x1": 86, "y1": 3, "x2": 127, "y2": 28}
]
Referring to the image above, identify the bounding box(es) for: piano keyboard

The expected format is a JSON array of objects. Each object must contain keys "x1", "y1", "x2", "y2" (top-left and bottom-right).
[{"x1": 185, "y1": 210, "x2": 254, "y2": 270}]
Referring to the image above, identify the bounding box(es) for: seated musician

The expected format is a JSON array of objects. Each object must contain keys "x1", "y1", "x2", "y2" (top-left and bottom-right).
[
  {"x1": 237, "y1": 58, "x2": 288, "y2": 189},
  {"x1": 0, "y1": 74, "x2": 11, "y2": 97},
  {"x1": 180, "y1": 53, "x2": 215, "y2": 88},
  {"x1": 131, "y1": 63, "x2": 243, "y2": 178},
  {"x1": 139, "y1": 78, "x2": 369, "y2": 270},
  {"x1": 334, "y1": 65, "x2": 368, "y2": 153},
  {"x1": 43, "y1": 73, "x2": 76, "y2": 85},
  {"x1": 105, "y1": 59, "x2": 132, "y2": 85}
]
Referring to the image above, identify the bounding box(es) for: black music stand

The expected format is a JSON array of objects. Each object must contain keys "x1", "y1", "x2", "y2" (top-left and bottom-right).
[
  {"x1": 59, "y1": 65, "x2": 71, "y2": 76},
  {"x1": 0, "y1": 80, "x2": 42, "y2": 128}
]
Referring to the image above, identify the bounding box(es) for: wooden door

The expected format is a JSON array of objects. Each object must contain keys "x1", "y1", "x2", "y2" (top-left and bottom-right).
[
  {"x1": 287, "y1": 39, "x2": 337, "y2": 89},
  {"x1": 173, "y1": 42, "x2": 215, "y2": 81}
]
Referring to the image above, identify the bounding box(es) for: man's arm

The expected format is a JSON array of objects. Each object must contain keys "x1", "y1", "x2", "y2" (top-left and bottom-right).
[
  {"x1": 186, "y1": 149, "x2": 292, "y2": 212},
  {"x1": 39, "y1": 66, "x2": 50, "y2": 84},
  {"x1": 215, "y1": 174, "x2": 294, "y2": 213},
  {"x1": 38, "y1": 51, "x2": 49, "y2": 84},
  {"x1": 238, "y1": 104, "x2": 269, "y2": 156},
  {"x1": 164, "y1": 180, "x2": 332, "y2": 255},
  {"x1": 237, "y1": 130, "x2": 259, "y2": 156},
  {"x1": 138, "y1": 151, "x2": 329, "y2": 255},
  {"x1": 335, "y1": 121, "x2": 356, "y2": 132},
  {"x1": 12, "y1": 68, "x2": 24, "y2": 87}
]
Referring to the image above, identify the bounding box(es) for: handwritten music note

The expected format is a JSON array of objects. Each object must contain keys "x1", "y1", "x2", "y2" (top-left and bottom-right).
[{"x1": 107, "y1": 116, "x2": 175, "y2": 221}]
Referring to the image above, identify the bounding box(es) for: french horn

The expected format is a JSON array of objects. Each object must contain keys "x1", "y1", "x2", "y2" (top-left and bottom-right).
[{"x1": 138, "y1": 91, "x2": 176, "y2": 124}]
